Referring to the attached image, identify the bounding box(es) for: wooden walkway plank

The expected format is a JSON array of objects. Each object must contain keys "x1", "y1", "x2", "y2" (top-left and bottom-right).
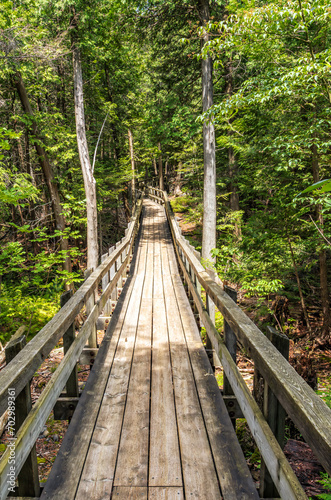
[
  {"x1": 158, "y1": 229, "x2": 222, "y2": 500},
  {"x1": 112, "y1": 487, "x2": 148, "y2": 499},
  {"x1": 113, "y1": 298, "x2": 152, "y2": 487},
  {"x1": 149, "y1": 203, "x2": 182, "y2": 488},
  {"x1": 114, "y1": 210, "x2": 153, "y2": 487},
  {"x1": 75, "y1": 226, "x2": 149, "y2": 499},
  {"x1": 40, "y1": 249, "x2": 143, "y2": 499},
  {"x1": 149, "y1": 298, "x2": 182, "y2": 487},
  {"x1": 149, "y1": 487, "x2": 184, "y2": 499},
  {"x1": 159, "y1": 206, "x2": 259, "y2": 499}
]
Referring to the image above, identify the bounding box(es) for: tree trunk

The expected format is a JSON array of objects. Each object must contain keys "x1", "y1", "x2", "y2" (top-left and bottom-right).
[
  {"x1": 14, "y1": 72, "x2": 71, "y2": 283},
  {"x1": 158, "y1": 142, "x2": 164, "y2": 191},
  {"x1": 226, "y1": 60, "x2": 241, "y2": 239},
  {"x1": 73, "y1": 44, "x2": 99, "y2": 272},
  {"x1": 128, "y1": 129, "x2": 135, "y2": 208},
  {"x1": 287, "y1": 235, "x2": 311, "y2": 333},
  {"x1": 311, "y1": 141, "x2": 330, "y2": 339},
  {"x1": 153, "y1": 158, "x2": 158, "y2": 176},
  {"x1": 199, "y1": 0, "x2": 216, "y2": 265}
]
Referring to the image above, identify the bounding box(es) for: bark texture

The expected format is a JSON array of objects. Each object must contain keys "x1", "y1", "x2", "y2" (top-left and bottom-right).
[
  {"x1": 158, "y1": 142, "x2": 164, "y2": 191},
  {"x1": 199, "y1": 0, "x2": 216, "y2": 264},
  {"x1": 73, "y1": 45, "x2": 99, "y2": 272},
  {"x1": 312, "y1": 142, "x2": 330, "y2": 339},
  {"x1": 128, "y1": 129, "x2": 135, "y2": 206}
]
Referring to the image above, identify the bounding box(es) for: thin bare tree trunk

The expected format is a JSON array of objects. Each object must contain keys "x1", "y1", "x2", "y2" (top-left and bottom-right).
[
  {"x1": 287, "y1": 235, "x2": 311, "y2": 333},
  {"x1": 312, "y1": 141, "x2": 330, "y2": 339},
  {"x1": 14, "y1": 72, "x2": 71, "y2": 284},
  {"x1": 73, "y1": 44, "x2": 99, "y2": 272},
  {"x1": 158, "y1": 142, "x2": 164, "y2": 190},
  {"x1": 153, "y1": 158, "x2": 158, "y2": 176},
  {"x1": 128, "y1": 129, "x2": 135, "y2": 208},
  {"x1": 199, "y1": 0, "x2": 216, "y2": 265}
]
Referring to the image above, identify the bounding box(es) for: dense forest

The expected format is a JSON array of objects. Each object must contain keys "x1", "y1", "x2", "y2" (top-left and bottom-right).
[
  {"x1": 1, "y1": 0, "x2": 331, "y2": 496},
  {"x1": 0, "y1": 0, "x2": 330, "y2": 349}
]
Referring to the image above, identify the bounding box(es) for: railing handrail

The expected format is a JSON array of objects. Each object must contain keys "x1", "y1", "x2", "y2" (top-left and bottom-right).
[
  {"x1": 0, "y1": 199, "x2": 143, "y2": 417},
  {"x1": 146, "y1": 186, "x2": 331, "y2": 480}
]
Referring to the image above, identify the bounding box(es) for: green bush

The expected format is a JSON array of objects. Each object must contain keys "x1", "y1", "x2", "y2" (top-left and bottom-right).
[{"x1": 0, "y1": 284, "x2": 60, "y2": 343}]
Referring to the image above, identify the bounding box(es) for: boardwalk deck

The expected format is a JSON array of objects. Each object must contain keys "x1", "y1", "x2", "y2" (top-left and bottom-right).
[{"x1": 41, "y1": 200, "x2": 259, "y2": 500}]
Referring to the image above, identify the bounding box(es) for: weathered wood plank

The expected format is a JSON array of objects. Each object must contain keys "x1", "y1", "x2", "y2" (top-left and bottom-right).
[
  {"x1": 149, "y1": 297, "x2": 181, "y2": 487},
  {"x1": 160, "y1": 239, "x2": 222, "y2": 500},
  {"x1": 75, "y1": 240, "x2": 148, "y2": 499},
  {"x1": 112, "y1": 487, "x2": 147, "y2": 499},
  {"x1": 168, "y1": 276, "x2": 259, "y2": 499},
  {"x1": 148, "y1": 487, "x2": 184, "y2": 500},
  {"x1": 113, "y1": 299, "x2": 152, "y2": 487},
  {"x1": 39, "y1": 246, "x2": 143, "y2": 499}
]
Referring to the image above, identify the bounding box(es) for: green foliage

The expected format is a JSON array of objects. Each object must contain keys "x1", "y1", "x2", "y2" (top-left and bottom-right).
[
  {"x1": 0, "y1": 284, "x2": 60, "y2": 342},
  {"x1": 316, "y1": 473, "x2": 331, "y2": 500}
]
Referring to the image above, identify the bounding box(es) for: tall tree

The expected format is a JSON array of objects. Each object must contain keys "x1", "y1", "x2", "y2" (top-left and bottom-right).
[
  {"x1": 72, "y1": 37, "x2": 99, "y2": 271},
  {"x1": 199, "y1": 0, "x2": 216, "y2": 266}
]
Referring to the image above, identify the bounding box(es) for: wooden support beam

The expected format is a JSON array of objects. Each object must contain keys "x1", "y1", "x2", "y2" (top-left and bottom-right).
[
  {"x1": 101, "y1": 253, "x2": 111, "y2": 316},
  {"x1": 53, "y1": 397, "x2": 79, "y2": 421},
  {"x1": 5, "y1": 336, "x2": 40, "y2": 498},
  {"x1": 60, "y1": 291, "x2": 79, "y2": 399},
  {"x1": 84, "y1": 268, "x2": 97, "y2": 349},
  {"x1": 79, "y1": 347, "x2": 99, "y2": 366},
  {"x1": 222, "y1": 395, "x2": 244, "y2": 419},
  {"x1": 223, "y1": 286, "x2": 237, "y2": 428},
  {"x1": 96, "y1": 316, "x2": 111, "y2": 331},
  {"x1": 260, "y1": 326, "x2": 289, "y2": 499}
]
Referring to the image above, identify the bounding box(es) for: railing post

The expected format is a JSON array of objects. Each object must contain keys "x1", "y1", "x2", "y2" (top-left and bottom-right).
[
  {"x1": 84, "y1": 268, "x2": 97, "y2": 348},
  {"x1": 115, "y1": 241, "x2": 122, "y2": 299},
  {"x1": 5, "y1": 335, "x2": 40, "y2": 497},
  {"x1": 109, "y1": 246, "x2": 117, "y2": 313},
  {"x1": 260, "y1": 326, "x2": 289, "y2": 498},
  {"x1": 121, "y1": 237, "x2": 128, "y2": 287},
  {"x1": 60, "y1": 290, "x2": 79, "y2": 398},
  {"x1": 223, "y1": 285, "x2": 237, "y2": 427},
  {"x1": 101, "y1": 253, "x2": 111, "y2": 317}
]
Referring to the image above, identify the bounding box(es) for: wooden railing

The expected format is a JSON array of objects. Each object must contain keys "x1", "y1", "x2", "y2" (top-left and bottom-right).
[
  {"x1": 146, "y1": 185, "x2": 331, "y2": 500},
  {"x1": 0, "y1": 199, "x2": 143, "y2": 500}
]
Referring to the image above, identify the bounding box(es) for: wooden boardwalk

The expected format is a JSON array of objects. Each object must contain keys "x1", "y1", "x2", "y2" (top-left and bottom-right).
[{"x1": 41, "y1": 199, "x2": 259, "y2": 500}]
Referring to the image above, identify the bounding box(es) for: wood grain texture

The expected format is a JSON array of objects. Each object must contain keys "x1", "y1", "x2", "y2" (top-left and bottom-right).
[
  {"x1": 112, "y1": 487, "x2": 147, "y2": 499},
  {"x1": 148, "y1": 487, "x2": 184, "y2": 500},
  {"x1": 75, "y1": 222, "x2": 148, "y2": 500},
  {"x1": 149, "y1": 296, "x2": 181, "y2": 487},
  {"x1": 39, "y1": 224, "x2": 144, "y2": 500},
  {"x1": 113, "y1": 298, "x2": 152, "y2": 487}
]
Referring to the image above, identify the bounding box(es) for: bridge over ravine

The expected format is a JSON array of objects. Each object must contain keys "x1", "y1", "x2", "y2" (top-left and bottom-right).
[{"x1": 0, "y1": 190, "x2": 330, "y2": 500}]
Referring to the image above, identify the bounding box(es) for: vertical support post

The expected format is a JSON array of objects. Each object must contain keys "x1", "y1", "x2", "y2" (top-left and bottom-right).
[
  {"x1": 205, "y1": 292, "x2": 215, "y2": 371},
  {"x1": 60, "y1": 291, "x2": 79, "y2": 398},
  {"x1": 115, "y1": 241, "x2": 122, "y2": 299},
  {"x1": 5, "y1": 336, "x2": 40, "y2": 497},
  {"x1": 223, "y1": 285, "x2": 237, "y2": 427},
  {"x1": 84, "y1": 268, "x2": 97, "y2": 348},
  {"x1": 121, "y1": 238, "x2": 128, "y2": 287},
  {"x1": 101, "y1": 253, "x2": 111, "y2": 316},
  {"x1": 260, "y1": 326, "x2": 289, "y2": 498}
]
